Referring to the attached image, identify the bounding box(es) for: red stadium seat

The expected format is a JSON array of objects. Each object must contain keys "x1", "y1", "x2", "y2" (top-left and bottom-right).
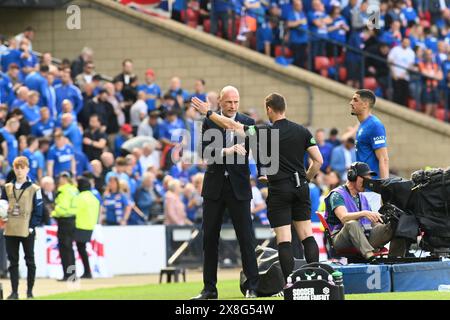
[
  {"x1": 363, "y1": 77, "x2": 378, "y2": 91},
  {"x1": 435, "y1": 108, "x2": 446, "y2": 121},
  {"x1": 203, "y1": 19, "x2": 210, "y2": 33},
  {"x1": 274, "y1": 45, "x2": 293, "y2": 58},
  {"x1": 420, "y1": 19, "x2": 430, "y2": 28},
  {"x1": 338, "y1": 67, "x2": 347, "y2": 82},
  {"x1": 407, "y1": 98, "x2": 417, "y2": 110},
  {"x1": 315, "y1": 56, "x2": 330, "y2": 71}
]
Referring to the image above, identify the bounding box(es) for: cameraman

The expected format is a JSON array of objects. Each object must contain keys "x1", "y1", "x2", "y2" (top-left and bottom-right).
[{"x1": 324, "y1": 162, "x2": 406, "y2": 261}]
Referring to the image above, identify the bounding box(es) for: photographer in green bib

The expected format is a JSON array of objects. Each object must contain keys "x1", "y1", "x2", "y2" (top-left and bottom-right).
[{"x1": 1, "y1": 156, "x2": 43, "y2": 300}]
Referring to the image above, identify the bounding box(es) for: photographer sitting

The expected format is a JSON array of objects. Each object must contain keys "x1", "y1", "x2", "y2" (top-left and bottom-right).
[{"x1": 324, "y1": 162, "x2": 406, "y2": 260}]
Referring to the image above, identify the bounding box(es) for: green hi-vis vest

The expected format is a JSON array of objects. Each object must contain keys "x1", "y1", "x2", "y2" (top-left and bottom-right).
[
  {"x1": 4, "y1": 182, "x2": 40, "y2": 237},
  {"x1": 51, "y1": 183, "x2": 79, "y2": 218},
  {"x1": 73, "y1": 191, "x2": 100, "y2": 231}
]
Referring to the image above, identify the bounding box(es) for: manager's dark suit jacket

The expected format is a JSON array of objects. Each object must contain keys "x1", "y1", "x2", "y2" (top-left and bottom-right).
[{"x1": 201, "y1": 112, "x2": 255, "y2": 201}]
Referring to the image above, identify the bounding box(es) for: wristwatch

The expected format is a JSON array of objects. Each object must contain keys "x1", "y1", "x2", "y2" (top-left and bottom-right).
[{"x1": 206, "y1": 110, "x2": 213, "y2": 119}]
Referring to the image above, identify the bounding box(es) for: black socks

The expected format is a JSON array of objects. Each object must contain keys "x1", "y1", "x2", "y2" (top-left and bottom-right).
[
  {"x1": 278, "y1": 241, "x2": 294, "y2": 280},
  {"x1": 302, "y1": 236, "x2": 319, "y2": 263}
]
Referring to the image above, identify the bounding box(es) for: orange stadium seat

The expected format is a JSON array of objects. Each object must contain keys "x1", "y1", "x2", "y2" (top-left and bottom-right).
[
  {"x1": 314, "y1": 56, "x2": 330, "y2": 71},
  {"x1": 363, "y1": 77, "x2": 378, "y2": 91}
]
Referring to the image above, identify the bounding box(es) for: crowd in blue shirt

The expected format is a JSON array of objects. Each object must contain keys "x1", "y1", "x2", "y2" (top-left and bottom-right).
[{"x1": 157, "y1": 0, "x2": 450, "y2": 120}]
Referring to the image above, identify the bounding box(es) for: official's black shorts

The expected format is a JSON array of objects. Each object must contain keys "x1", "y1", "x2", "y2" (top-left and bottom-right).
[{"x1": 266, "y1": 179, "x2": 311, "y2": 228}]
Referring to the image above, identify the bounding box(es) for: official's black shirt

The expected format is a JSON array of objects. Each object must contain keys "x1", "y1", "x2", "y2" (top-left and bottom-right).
[{"x1": 244, "y1": 119, "x2": 316, "y2": 182}]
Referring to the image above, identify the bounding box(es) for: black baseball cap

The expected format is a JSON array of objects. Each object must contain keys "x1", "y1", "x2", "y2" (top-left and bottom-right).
[{"x1": 353, "y1": 162, "x2": 377, "y2": 177}]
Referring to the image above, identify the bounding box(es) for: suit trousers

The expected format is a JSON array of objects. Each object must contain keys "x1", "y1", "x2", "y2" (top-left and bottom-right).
[{"x1": 202, "y1": 177, "x2": 259, "y2": 292}]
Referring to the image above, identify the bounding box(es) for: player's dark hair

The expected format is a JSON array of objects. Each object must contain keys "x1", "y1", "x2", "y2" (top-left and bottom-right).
[
  {"x1": 355, "y1": 89, "x2": 376, "y2": 108},
  {"x1": 265, "y1": 93, "x2": 286, "y2": 113}
]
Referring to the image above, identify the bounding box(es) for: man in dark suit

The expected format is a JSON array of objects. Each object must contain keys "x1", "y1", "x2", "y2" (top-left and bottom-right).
[{"x1": 192, "y1": 86, "x2": 259, "y2": 300}]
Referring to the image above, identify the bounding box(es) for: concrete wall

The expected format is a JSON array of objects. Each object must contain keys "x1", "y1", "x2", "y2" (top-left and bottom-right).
[{"x1": 1, "y1": 0, "x2": 449, "y2": 176}]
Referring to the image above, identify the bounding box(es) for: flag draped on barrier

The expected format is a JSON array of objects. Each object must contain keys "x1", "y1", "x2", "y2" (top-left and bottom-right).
[{"x1": 45, "y1": 225, "x2": 110, "y2": 279}]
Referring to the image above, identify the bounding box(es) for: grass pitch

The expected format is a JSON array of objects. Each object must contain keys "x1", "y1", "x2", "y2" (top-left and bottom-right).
[{"x1": 37, "y1": 279, "x2": 450, "y2": 300}]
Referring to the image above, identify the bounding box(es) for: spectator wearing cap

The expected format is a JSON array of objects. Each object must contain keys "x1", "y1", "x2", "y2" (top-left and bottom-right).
[
  {"x1": 47, "y1": 132, "x2": 76, "y2": 178},
  {"x1": 0, "y1": 118, "x2": 20, "y2": 165},
  {"x1": 19, "y1": 91, "x2": 40, "y2": 126},
  {"x1": 330, "y1": 137, "x2": 356, "y2": 181},
  {"x1": 55, "y1": 67, "x2": 84, "y2": 114},
  {"x1": 83, "y1": 114, "x2": 108, "y2": 161},
  {"x1": 24, "y1": 65, "x2": 50, "y2": 108},
  {"x1": 130, "y1": 91, "x2": 148, "y2": 134},
  {"x1": 51, "y1": 171, "x2": 79, "y2": 281},
  {"x1": 72, "y1": 176, "x2": 100, "y2": 279},
  {"x1": 114, "y1": 124, "x2": 133, "y2": 158},
  {"x1": 31, "y1": 107, "x2": 55, "y2": 138},
  {"x1": 137, "y1": 68, "x2": 161, "y2": 112}
]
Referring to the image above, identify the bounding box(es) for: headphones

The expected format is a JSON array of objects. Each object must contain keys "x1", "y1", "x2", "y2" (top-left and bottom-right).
[{"x1": 347, "y1": 162, "x2": 359, "y2": 182}]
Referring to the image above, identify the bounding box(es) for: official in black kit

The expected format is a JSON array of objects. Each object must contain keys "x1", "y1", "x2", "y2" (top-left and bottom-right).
[{"x1": 191, "y1": 92, "x2": 323, "y2": 282}]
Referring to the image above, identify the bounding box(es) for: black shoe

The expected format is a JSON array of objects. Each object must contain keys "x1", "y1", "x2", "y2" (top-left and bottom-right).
[
  {"x1": 27, "y1": 292, "x2": 34, "y2": 299},
  {"x1": 57, "y1": 277, "x2": 69, "y2": 282},
  {"x1": 7, "y1": 292, "x2": 19, "y2": 300},
  {"x1": 80, "y1": 273, "x2": 92, "y2": 279},
  {"x1": 191, "y1": 290, "x2": 218, "y2": 300},
  {"x1": 245, "y1": 289, "x2": 258, "y2": 299}
]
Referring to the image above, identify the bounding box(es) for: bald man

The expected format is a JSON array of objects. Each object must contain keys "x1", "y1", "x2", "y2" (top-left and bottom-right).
[{"x1": 192, "y1": 86, "x2": 259, "y2": 300}]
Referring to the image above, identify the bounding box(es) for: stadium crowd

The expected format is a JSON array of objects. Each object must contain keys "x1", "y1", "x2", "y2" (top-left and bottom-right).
[
  {"x1": 0, "y1": 26, "x2": 363, "y2": 228},
  {"x1": 143, "y1": 0, "x2": 450, "y2": 120}
]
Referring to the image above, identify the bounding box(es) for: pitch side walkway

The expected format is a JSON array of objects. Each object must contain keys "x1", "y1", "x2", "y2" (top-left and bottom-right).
[{"x1": 0, "y1": 268, "x2": 241, "y2": 298}]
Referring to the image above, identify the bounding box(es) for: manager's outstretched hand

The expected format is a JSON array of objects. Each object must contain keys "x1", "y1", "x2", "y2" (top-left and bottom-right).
[{"x1": 191, "y1": 97, "x2": 209, "y2": 115}]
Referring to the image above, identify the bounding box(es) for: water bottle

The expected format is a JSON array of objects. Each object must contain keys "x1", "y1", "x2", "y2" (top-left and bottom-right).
[
  {"x1": 438, "y1": 285, "x2": 450, "y2": 292},
  {"x1": 332, "y1": 271, "x2": 345, "y2": 300},
  {"x1": 285, "y1": 276, "x2": 293, "y2": 289},
  {"x1": 327, "y1": 274, "x2": 335, "y2": 285}
]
